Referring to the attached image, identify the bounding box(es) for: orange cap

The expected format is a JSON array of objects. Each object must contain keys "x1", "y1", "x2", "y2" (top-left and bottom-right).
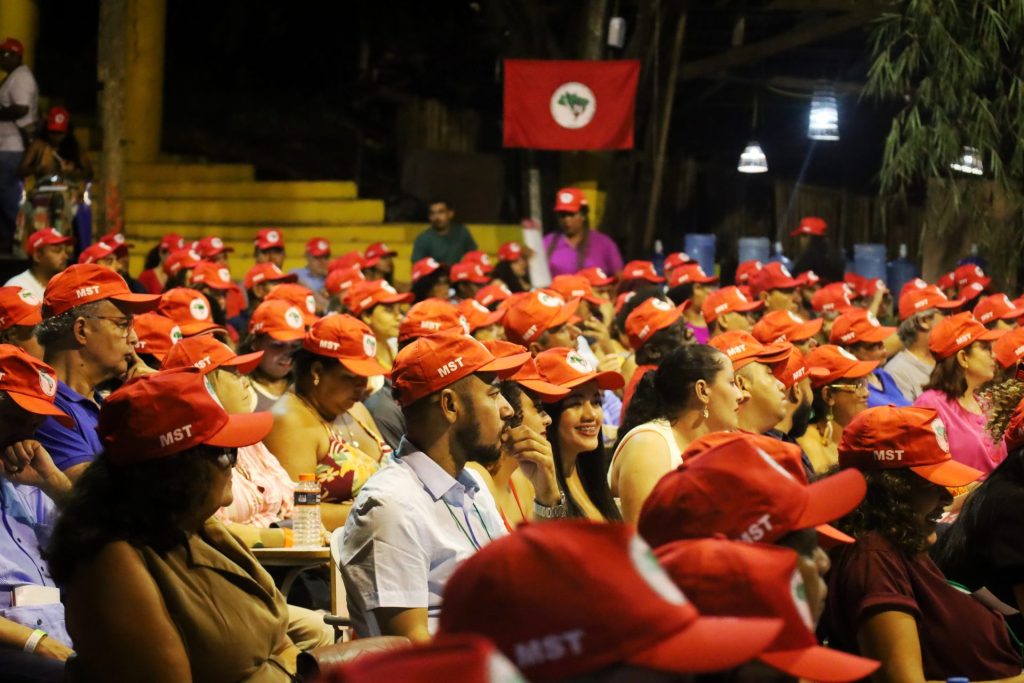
[
  {"x1": 474, "y1": 283, "x2": 512, "y2": 308},
  {"x1": 248, "y1": 299, "x2": 309, "y2": 341},
  {"x1": 25, "y1": 227, "x2": 71, "y2": 256},
  {"x1": 749, "y1": 262, "x2": 799, "y2": 297},
  {"x1": 973, "y1": 293, "x2": 1024, "y2": 325},
  {"x1": 577, "y1": 266, "x2": 616, "y2": 287},
  {"x1": 927, "y1": 312, "x2": 1004, "y2": 360},
  {"x1": 549, "y1": 274, "x2": 604, "y2": 306},
  {"x1": 43, "y1": 264, "x2": 160, "y2": 317},
  {"x1": 243, "y1": 263, "x2": 297, "y2": 290},
  {"x1": 624, "y1": 298, "x2": 687, "y2": 350},
  {"x1": 190, "y1": 262, "x2": 235, "y2": 291},
  {"x1": 331, "y1": 250, "x2": 370, "y2": 272},
  {"x1": 534, "y1": 347, "x2": 624, "y2": 395},
  {"x1": 324, "y1": 264, "x2": 365, "y2": 297},
  {"x1": 162, "y1": 248, "x2": 202, "y2": 276},
  {"x1": 77, "y1": 241, "x2": 117, "y2": 266},
  {"x1": 701, "y1": 286, "x2": 762, "y2": 324},
  {"x1": 450, "y1": 262, "x2": 491, "y2": 284},
  {"x1": 399, "y1": 299, "x2": 467, "y2": 343},
  {"x1": 803, "y1": 344, "x2": 878, "y2": 388},
  {"x1": 132, "y1": 312, "x2": 183, "y2": 361},
  {"x1": 621, "y1": 260, "x2": 665, "y2": 283},
  {"x1": 897, "y1": 286, "x2": 962, "y2": 321},
  {"x1": 344, "y1": 280, "x2": 414, "y2": 316},
  {"x1": 668, "y1": 263, "x2": 718, "y2": 287},
  {"x1": 734, "y1": 260, "x2": 763, "y2": 285},
  {"x1": 752, "y1": 310, "x2": 823, "y2": 345},
  {"x1": 772, "y1": 345, "x2": 828, "y2": 390},
  {"x1": 304, "y1": 315, "x2": 389, "y2": 376},
  {"x1": 829, "y1": 309, "x2": 896, "y2": 345},
  {"x1": 664, "y1": 252, "x2": 693, "y2": 272},
  {"x1": 992, "y1": 327, "x2": 1024, "y2": 370},
  {"x1": 264, "y1": 283, "x2": 319, "y2": 324},
  {"x1": 0, "y1": 286, "x2": 42, "y2": 329},
  {"x1": 459, "y1": 298, "x2": 504, "y2": 332},
  {"x1": 503, "y1": 290, "x2": 579, "y2": 346},
  {"x1": 157, "y1": 288, "x2": 222, "y2": 336},
  {"x1": 0, "y1": 344, "x2": 72, "y2": 427},
  {"x1": 412, "y1": 257, "x2": 444, "y2": 283},
  {"x1": 708, "y1": 331, "x2": 791, "y2": 371},
  {"x1": 162, "y1": 335, "x2": 263, "y2": 375},
  {"x1": 481, "y1": 340, "x2": 569, "y2": 401},
  {"x1": 811, "y1": 283, "x2": 856, "y2": 315}
]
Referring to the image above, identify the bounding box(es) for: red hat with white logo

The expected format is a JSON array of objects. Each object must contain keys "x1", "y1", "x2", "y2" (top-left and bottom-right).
[
  {"x1": 534, "y1": 347, "x2": 625, "y2": 395},
  {"x1": 249, "y1": 299, "x2": 309, "y2": 342},
  {"x1": 0, "y1": 286, "x2": 41, "y2": 330},
  {"x1": 811, "y1": 283, "x2": 856, "y2": 315},
  {"x1": 392, "y1": 330, "x2": 529, "y2": 406},
  {"x1": 344, "y1": 279, "x2": 414, "y2": 316},
  {"x1": 440, "y1": 520, "x2": 784, "y2": 682},
  {"x1": 897, "y1": 285, "x2": 963, "y2": 321},
  {"x1": 190, "y1": 262, "x2": 235, "y2": 291},
  {"x1": 399, "y1": 299, "x2": 467, "y2": 343},
  {"x1": 497, "y1": 242, "x2": 523, "y2": 262},
  {"x1": 701, "y1": 286, "x2": 763, "y2": 324},
  {"x1": 411, "y1": 257, "x2": 444, "y2": 283},
  {"x1": 789, "y1": 216, "x2": 828, "y2": 237},
  {"x1": 25, "y1": 227, "x2": 72, "y2": 256},
  {"x1": 954, "y1": 263, "x2": 990, "y2": 289},
  {"x1": 254, "y1": 228, "x2": 285, "y2": 251},
  {"x1": 638, "y1": 433, "x2": 866, "y2": 550},
  {"x1": 364, "y1": 241, "x2": 397, "y2": 261},
  {"x1": 243, "y1": 262, "x2": 297, "y2": 290},
  {"x1": 77, "y1": 241, "x2": 117, "y2": 266},
  {"x1": 708, "y1": 331, "x2": 792, "y2": 372},
  {"x1": 549, "y1": 274, "x2": 604, "y2": 306},
  {"x1": 0, "y1": 344, "x2": 72, "y2": 427},
  {"x1": 459, "y1": 298, "x2": 504, "y2": 332},
  {"x1": 803, "y1": 344, "x2": 878, "y2": 388},
  {"x1": 304, "y1": 237, "x2": 331, "y2": 257},
  {"x1": 839, "y1": 406, "x2": 983, "y2": 487},
  {"x1": 331, "y1": 250, "x2": 371, "y2": 272},
  {"x1": 664, "y1": 251, "x2": 693, "y2": 272},
  {"x1": 993, "y1": 327, "x2": 1024, "y2": 369},
  {"x1": 450, "y1": 262, "x2": 491, "y2": 284},
  {"x1": 159, "y1": 233, "x2": 185, "y2": 252},
  {"x1": 750, "y1": 262, "x2": 799, "y2": 297},
  {"x1": 43, "y1": 264, "x2": 160, "y2": 317},
  {"x1": 927, "y1": 311, "x2": 1004, "y2": 360},
  {"x1": 157, "y1": 288, "x2": 222, "y2": 336},
  {"x1": 97, "y1": 369, "x2": 273, "y2": 465},
  {"x1": 162, "y1": 335, "x2": 263, "y2": 375},
  {"x1": 474, "y1": 283, "x2": 512, "y2": 309},
  {"x1": 162, "y1": 248, "x2": 202, "y2": 277},
  {"x1": 503, "y1": 290, "x2": 579, "y2": 346},
  {"x1": 937, "y1": 271, "x2": 956, "y2": 291},
  {"x1": 304, "y1": 314, "x2": 389, "y2": 376},
  {"x1": 99, "y1": 232, "x2": 133, "y2": 256},
  {"x1": 960, "y1": 281, "x2": 986, "y2": 302},
  {"x1": 264, "y1": 283, "x2": 319, "y2": 324},
  {"x1": 325, "y1": 264, "x2": 365, "y2": 297},
  {"x1": 795, "y1": 270, "x2": 821, "y2": 287},
  {"x1": 553, "y1": 188, "x2": 587, "y2": 213},
  {"x1": 196, "y1": 236, "x2": 233, "y2": 259},
  {"x1": 132, "y1": 313, "x2": 183, "y2": 361},
  {"x1": 734, "y1": 260, "x2": 763, "y2": 285},
  {"x1": 621, "y1": 260, "x2": 665, "y2": 283},
  {"x1": 614, "y1": 291, "x2": 636, "y2": 314},
  {"x1": 752, "y1": 310, "x2": 822, "y2": 345},
  {"x1": 482, "y1": 340, "x2": 569, "y2": 401},
  {"x1": 656, "y1": 538, "x2": 880, "y2": 683},
  {"x1": 47, "y1": 108, "x2": 70, "y2": 134},
  {"x1": 461, "y1": 251, "x2": 494, "y2": 273},
  {"x1": 625, "y1": 298, "x2": 688, "y2": 350},
  {"x1": 973, "y1": 293, "x2": 1024, "y2": 325},
  {"x1": 668, "y1": 263, "x2": 718, "y2": 288},
  {"x1": 829, "y1": 308, "x2": 896, "y2": 345},
  {"x1": 772, "y1": 345, "x2": 829, "y2": 390},
  {"x1": 0, "y1": 38, "x2": 24, "y2": 56},
  {"x1": 577, "y1": 266, "x2": 616, "y2": 288},
  {"x1": 899, "y1": 278, "x2": 929, "y2": 298}
]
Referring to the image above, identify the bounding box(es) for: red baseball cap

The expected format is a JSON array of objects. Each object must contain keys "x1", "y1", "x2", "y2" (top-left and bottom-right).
[
  {"x1": 411, "y1": 257, "x2": 444, "y2": 283},
  {"x1": 391, "y1": 331, "x2": 528, "y2": 406},
  {"x1": 992, "y1": 327, "x2": 1024, "y2": 369},
  {"x1": 577, "y1": 266, "x2": 616, "y2": 287},
  {"x1": 398, "y1": 298, "x2": 467, "y2": 343},
  {"x1": 249, "y1": 299, "x2": 309, "y2": 341},
  {"x1": 98, "y1": 369, "x2": 272, "y2": 465},
  {"x1": 497, "y1": 242, "x2": 522, "y2": 262},
  {"x1": 839, "y1": 406, "x2": 983, "y2": 487},
  {"x1": 190, "y1": 262, "x2": 235, "y2": 291},
  {"x1": 937, "y1": 271, "x2": 956, "y2": 290},
  {"x1": 750, "y1": 262, "x2": 799, "y2": 297},
  {"x1": 897, "y1": 285, "x2": 963, "y2": 320},
  {"x1": 264, "y1": 283, "x2": 319, "y2": 324},
  {"x1": 656, "y1": 539, "x2": 880, "y2": 683},
  {"x1": 735, "y1": 259, "x2": 763, "y2": 285},
  {"x1": 701, "y1": 286, "x2": 763, "y2": 324},
  {"x1": 954, "y1": 263, "x2": 990, "y2": 289},
  {"x1": 503, "y1": 290, "x2": 580, "y2": 346},
  {"x1": 795, "y1": 270, "x2": 821, "y2": 287},
  {"x1": 25, "y1": 227, "x2": 72, "y2": 256},
  {"x1": 960, "y1": 281, "x2": 986, "y2": 302},
  {"x1": 325, "y1": 264, "x2": 365, "y2": 297},
  {"x1": 625, "y1": 297, "x2": 687, "y2": 350},
  {"x1": 752, "y1": 310, "x2": 823, "y2": 345},
  {"x1": 46, "y1": 106, "x2": 70, "y2": 133},
  {"x1": 789, "y1": 216, "x2": 827, "y2": 237},
  {"x1": 450, "y1": 262, "x2": 491, "y2": 284},
  {"x1": 162, "y1": 248, "x2": 201, "y2": 276},
  {"x1": 162, "y1": 335, "x2": 263, "y2": 375},
  {"x1": 0, "y1": 345, "x2": 72, "y2": 427},
  {"x1": 459, "y1": 298, "x2": 504, "y2": 332},
  {"x1": 345, "y1": 280, "x2": 414, "y2": 316},
  {"x1": 159, "y1": 233, "x2": 185, "y2": 251},
  {"x1": 829, "y1": 308, "x2": 896, "y2": 345},
  {"x1": 811, "y1": 283, "x2": 856, "y2": 315},
  {"x1": 708, "y1": 331, "x2": 792, "y2": 371},
  {"x1": 254, "y1": 228, "x2": 285, "y2": 250},
  {"x1": 638, "y1": 433, "x2": 866, "y2": 549},
  {"x1": 483, "y1": 340, "x2": 569, "y2": 401},
  {"x1": 77, "y1": 241, "x2": 117, "y2": 266},
  {"x1": 0, "y1": 286, "x2": 41, "y2": 329},
  {"x1": 43, "y1": 264, "x2": 160, "y2": 317},
  {"x1": 668, "y1": 263, "x2": 718, "y2": 287},
  {"x1": 614, "y1": 291, "x2": 636, "y2": 314},
  {"x1": 132, "y1": 313, "x2": 183, "y2": 361},
  {"x1": 773, "y1": 345, "x2": 828, "y2": 390},
  {"x1": 0, "y1": 38, "x2": 24, "y2": 56},
  {"x1": 534, "y1": 347, "x2": 624, "y2": 394},
  {"x1": 621, "y1": 260, "x2": 665, "y2": 283},
  {"x1": 973, "y1": 293, "x2": 1024, "y2": 325},
  {"x1": 305, "y1": 237, "x2": 331, "y2": 257},
  {"x1": 803, "y1": 344, "x2": 878, "y2": 388},
  {"x1": 899, "y1": 278, "x2": 929, "y2": 298},
  {"x1": 364, "y1": 241, "x2": 397, "y2": 261},
  {"x1": 1002, "y1": 398, "x2": 1024, "y2": 450},
  {"x1": 927, "y1": 311, "x2": 1004, "y2": 360},
  {"x1": 553, "y1": 188, "x2": 587, "y2": 213},
  {"x1": 440, "y1": 520, "x2": 784, "y2": 681},
  {"x1": 474, "y1": 283, "x2": 512, "y2": 308},
  {"x1": 304, "y1": 315, "x2": 388, "y2": 376},
  {"x1": 664, "y1": 251, "x2": 693, "y2": 272},
  {"x1": 243, "y1": 262, "x2": 297, "y2": 290},
  {"x1": 157, "y1": 288, "x2": 222, "y2": 336},
  {"x1": 462, "y1": 251, "x2": 494, "y2": 273},
  {"x1": 99, "y1": 232, "x2": 133, "y2": 255},
  {"x1": 331, "y1": 251, "x2": 370, "y2": 272},
  {"x1": 549, "y1": 274, "x2": 604, "y2": 306},
  {"x1": 196, "y1": 236, "x2": 233, "y2": 259}
]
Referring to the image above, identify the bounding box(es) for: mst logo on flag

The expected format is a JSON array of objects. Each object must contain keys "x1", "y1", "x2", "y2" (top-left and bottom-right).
[{"x1": 503, "y1": 59, "x2": 640, "y2": 150}]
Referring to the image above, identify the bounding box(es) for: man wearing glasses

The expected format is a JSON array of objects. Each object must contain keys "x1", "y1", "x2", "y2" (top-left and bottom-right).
[{"x1": 32, "y1": 264, "x2": 160, "y2": 481}]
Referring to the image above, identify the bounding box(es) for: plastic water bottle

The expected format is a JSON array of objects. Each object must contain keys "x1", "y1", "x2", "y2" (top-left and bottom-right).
[
  {"x1": 293, "y1": 474, "x2": 322, "y2": 548},
  {"x1": 652, "y1": 239, "x2": 665, "y2": 276}
]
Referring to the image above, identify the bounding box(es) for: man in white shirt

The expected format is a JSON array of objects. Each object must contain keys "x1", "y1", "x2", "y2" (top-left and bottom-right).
[
  {"x1": 0, "y1": 38, "x2": 37, "y2": 252},
  {"x1": 4, "y1": 228, "x2": 70, "y2": 301},
  {"x1": 340, "y1": 330, "x2": 563, "y2": 642}
]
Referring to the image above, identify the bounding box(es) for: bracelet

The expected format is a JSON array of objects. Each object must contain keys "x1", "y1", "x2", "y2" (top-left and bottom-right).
[
  {"x1": 23, "y1": 629, "x2": 46, "y2": 653},
  {"x1": 534, "y1": 493, "x2": 568, "y2": 520}
]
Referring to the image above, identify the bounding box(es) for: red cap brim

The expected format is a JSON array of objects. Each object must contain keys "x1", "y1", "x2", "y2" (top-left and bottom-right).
[
  {"x1": 760, "y1": 645, "x2": 880, "y2": 683},
  {"x1": 264, "y1": 328, "x2": 307, "y2": 342},
  {"x1": 8, "y1": 391, "x2": 74, "y2": 428},
  {"x1": 793, "y1": 318, "x2": 824, "y2": 341},
  {"x1": 111, "y1": 292, "x2": 161, "y2": 313},
  {"x1": 841, "y1": 359, "x2": 879, "y2": 380},
  {"x1": 340, "y1": 356, "x2": 390, "y2": 377},
  {"x1": 797, "y1": 468, "x2": 866, "y2": 530},
  {"x1": 980, "y1": 327, "x2": 1008, "y2": 342},
  {"x1": 12, "y1": 308, "x2": 42, "y2": 326},
  {"x1": 221, "y1": 350, "x2": 264, "y2": 375},
  {"x1": 179, "y1": 321, "x2": 226, "y2": 337},
  {"x1": 479, "y1": 351, "x2": 531, "y2": 377},
  {"x1": 857, "y1": 325, "x2": 897, "y2": 343},
  {"x1": 205, "y1": 411, "x2": 273, "y2": 448},
  {"x1": 816, "y1": 523, "x2": 855, "y2": 549},
  {"x1": 910, "y1": 459, "x2": 984, "y2": 487},
  {"x1": 629, "y1": 616, "x2": 783, "y2": 674},
  {"x1": 514, "y1": 378, "x2": 571, "y2": 402},
  {"x1": 561, "y1": 370, "x2": 626, "y2": 392}
]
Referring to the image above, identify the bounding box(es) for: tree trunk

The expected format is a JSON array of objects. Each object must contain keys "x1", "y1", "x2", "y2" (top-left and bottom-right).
[{"x1": 96, "y1": 0, "x2": 127, "y2": 236}]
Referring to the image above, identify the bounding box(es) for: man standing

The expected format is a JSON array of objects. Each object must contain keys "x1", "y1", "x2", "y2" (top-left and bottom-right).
[
  {"x1": 0, "y1": 38, "x2": 37, "y2": 253},
  {"x1": 5, "y1": 228, "x2": 71, "y2": 300},
  {"x1": 411, "y1": 199, "x2": 477, "y2": 266}
]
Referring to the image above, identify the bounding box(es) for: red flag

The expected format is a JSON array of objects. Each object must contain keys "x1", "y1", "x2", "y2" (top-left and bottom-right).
[{"x1": 503, "y1": 59, "x2": 640, "y2": 150}]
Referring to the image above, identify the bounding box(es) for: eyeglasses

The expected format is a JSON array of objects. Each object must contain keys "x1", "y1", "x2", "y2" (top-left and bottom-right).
[
  {"x1": 199, "y1": 447, "x2": 238, "y2": 469},
  {"x1": 829, "y1": 378, "x2": 869, "y2": 393},
  {"x1": 83, "y1": 315, "x2": 134, "y2": 336}
]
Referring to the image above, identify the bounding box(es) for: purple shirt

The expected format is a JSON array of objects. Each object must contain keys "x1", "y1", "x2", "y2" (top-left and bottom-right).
[
  {"x1": 913, "y1": 389, "x2": 1006, "y2": 475},
  {"x1": 544, "y1": 231, "x2": 624, "y2": 278}
]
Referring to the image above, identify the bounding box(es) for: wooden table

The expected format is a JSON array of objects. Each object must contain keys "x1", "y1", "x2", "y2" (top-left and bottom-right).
[{"x1": 252, "y1": 547, "x2": 337, "y2": 613}]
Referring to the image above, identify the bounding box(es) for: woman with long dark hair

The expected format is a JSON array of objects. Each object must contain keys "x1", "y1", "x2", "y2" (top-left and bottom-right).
[{"x1": 492, "y1": 241, "x2": 530, "y2": 293}]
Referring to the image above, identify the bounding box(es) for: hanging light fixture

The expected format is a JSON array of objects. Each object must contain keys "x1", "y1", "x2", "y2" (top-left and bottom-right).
[
  {"x1": 738, "y1": 142, "x2": 768, "y2": 173},
  {"x1": 808, "y1": 83, "x2": 839, "y2": 141},
  {"x1": 950, "y1": 146, "x2": 984, "y2": 175}
]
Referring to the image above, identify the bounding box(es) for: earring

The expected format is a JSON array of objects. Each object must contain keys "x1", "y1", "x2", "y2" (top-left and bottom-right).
[
  {"x1": 822, "y1": 406, "x2": 834, "y2": 445},
  {"x1": 313, "y1": 375, "x2": 320, "y2": 387},
  {"x1": 701, "y1": 404, "x2": 709, "y2": 420}
]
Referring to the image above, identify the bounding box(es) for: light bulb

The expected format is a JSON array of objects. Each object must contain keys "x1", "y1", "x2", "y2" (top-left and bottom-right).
[
  {"x1": 808, "y1": 86, "x2": 839, "y2": 141},
  {"x1": 950, "y1": 146, "x2": 984, "y2": 175},
  {"x1": 738, "y1": 141, "x2": 768, "y2": 173}
]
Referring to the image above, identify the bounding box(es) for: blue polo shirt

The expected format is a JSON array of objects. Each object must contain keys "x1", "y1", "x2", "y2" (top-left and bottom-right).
[
  {"x1": 34, "y1": 381, "x2": 102, "y2": 472},
  {"x1": 867, "y1": 368, "x2": 911, "y2": 409}
]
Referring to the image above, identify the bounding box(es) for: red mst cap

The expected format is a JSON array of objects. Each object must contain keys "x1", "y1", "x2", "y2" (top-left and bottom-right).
[
  {"x1": 449, "y1": 262, "x2": 490, "y2": 284},
  {"x1": 804, "y1": 344, "x2": 878, "y2": 388},
  {"x1": 708, "y1": 330, "x2": 792, "y2": 371},
  {"x1": 534, "y1": 347, "x2": 624, "y2": 394},
  {"x1": 638, "y1": 433, "x2": 866, "y2": 550},
  {"x1": 992, "y1": 327, "x2": 1024, "y2": 369},
  {"x1": 254, "y1": 228, "x2": 285, "y2": 250},
  {"x1": 974, "y1": 293, "x2": 1024, "y2": 325},
  {"x1": 440, "y1": 520, "x2": 783, "y2": 681},
  {"x1": 701, "y1": 286, "x2": 763, "y2": 324},
  {"x1": 549, "y1": 274, "x2": 604, "y2": 306},
  {"x1": 391, "y1": 330, "x2": 528, "y2": 406},
  {"x1": 497, "y1": 242, "x2": 522, "y2": 262},
  {"x1": 305, "y1": 237, "x2": 331, "y2": 257},
  {"x1": 330, "y1": 251, "x2": 370, "y2": 272},
  {"x1": 621, "y1": 260, "x2": 665, "y2": 283},
  {"x1": 811, "y1": 283, "x2": 856, "y2": 315},
  {"x1": 614, "y1": 291, "x2": 636, "y2": 314},
  {"x1": 364, "y1": 241, "x2": 397, "y2": 260},
  {"x1": 46, "y1": 106, "x2": 69, "y2": 133},
  {"x1": 954, "y1": 263, "x2": 990, "y2": 289},
  {"x1": 927, "y1": 311, "x2": 1004, "y2": 360},
  {"x1": 162, "y1": 335, "x2": 263, "y2": 375},
  {"x1": 344, "y1": 279, "x2": 414, "y2": 316},
  {"x1": 625, "y1": 297, "x2": 687, "y2": 350},
  {"x1": 77, "y1": 242, "x2": 116, "y2": 265},
  {"x1": 664, "y1": 251, "x2": 693, "y2": 272},
  {"x1": 668, "y1": 263, "x2": 718, "y2": 287},
  {"x1": 249, "y1": 299, "x2": 308, "y2": 342},
  {"x1": 900, "y1": 277, "x2": 929, "y2": 298},
  {"x1": 795, "y1": 270, "x2": 821, "y2": 287},
  {"x1": 99, "y1": 232, "x2": 133, "y2": 255},
  {"x1": 656, "y1": 539, "x2": 880, "y2": 683},
  {"x1": 462, "y1": 251, "x2": 494, "y2": 272},
  {"x1": 839, "y1": 406, "x2": 983, "y2": 487},
  {"x1": 734, "y1": 259, "x2": 763, "y2": 285},
  {"x1": 26, "y1": 227, "x2": 72, "y2": 255},
  {"x1": 897, "y1": 285, "x2": 963, "y2": 321},
  {"x1": 0, "y1": 38, "x2": 24, "y2": 56},
  {"x1": 0, "y1": 286, "x2": 42, "y2": 329},
  {"x1": 503, "y1": 289, "x2": 579, "y2": 345},
  {"x1": 485, "y1": 340, "x2": 569, "y2": 401},
  {"x1": 459, "y1": 298, "x2": 504, "y2": 332},
  {"x1": 0, "y1": 344, "x2": 72, "y2": 427},
  {"x1": 752, "y1": 310, "x2": 823, "y2": 345},
  {"x1": 243, "y1": 262, "x2": 297, "y2": 290},
  {"x1": 196, "y1": 236, "x2": 233, "y2": 259},
  {"x1": 474, "y1": 283, "x2": 512, "y2": 308},
  {"x1": 162, "y1": 248, "x2": 202, "y2": 277},
  {"x1": 829, "y1": 308, "x2": 896, "y2": 345},
  {"x1": 190, "y1": 262, "x2": 235, "y2": 291},
  {"x1": 789, "y1": 216, "x2": 828, "y2": 237},
  {"x1": 97, "y1": 369, "x2": 272, "y2": 465},
  {"x1": 159, "y1": 233, "x2": 185, "y2": 251},
  {"x1": 157, "y1": 288, "x2": 222, "y2": 336},
  {"x1": 304, "y1": 314, "x2": 389, "y2": 376},
  {"x1": 553, "y1": 187, "x2": 587, "y2": 213},
  {"x1": 411, "y1": 257, "x2": 443, "y2": 283},
  {"x1": 132, "y1": 313, "x2": 183, "y2": 361},
  {"x1": 773, "y1": 345, "x2": 830, "y2": 390},
  {"x1": 750, "y1": 262, "x2": 799, "y2": 297},
  {"x1": 324, "y1": 264, "x2": 365, "y2": 297},
  {"x1": 264, "y1": 283, "x2": 319, "y2": 324},
  {"x1": 577, "y1": 266, "x2": 616, "y2": 287},
  {"x1": 399, "y1": 298, "x2": 467, "y2": 343},
  {"x1": 43, "y1": 264, "x2": 160, "y2": 317}
]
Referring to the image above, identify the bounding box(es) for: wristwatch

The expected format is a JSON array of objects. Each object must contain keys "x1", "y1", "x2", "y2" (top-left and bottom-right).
[{"x1": 533, "y1": 493, "x2": 568, "y2": 520}]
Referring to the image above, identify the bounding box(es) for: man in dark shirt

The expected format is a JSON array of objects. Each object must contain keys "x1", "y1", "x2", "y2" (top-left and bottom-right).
[
  {"x1": 790, "y1": 216, "x2": 845, "y2": 284},
  {"x1": 411, "y1": 199, "x2": 477, "y2": 267}
]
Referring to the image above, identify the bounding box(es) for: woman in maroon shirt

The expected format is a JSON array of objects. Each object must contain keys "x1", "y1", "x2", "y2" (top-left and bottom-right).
[{"x1": 827, "y1": 406, "x2": 1024, "y2": 683}]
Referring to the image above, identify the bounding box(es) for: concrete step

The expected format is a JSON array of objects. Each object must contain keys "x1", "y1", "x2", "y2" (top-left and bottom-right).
[
  {"x1": 128, "y1": 163, "x2": 256, "y2": 182},
  {"x1": 123, "y1": 198, "x2": 385, "y2": 225},
  {"x1": 125, "y1": 180, "x2": 359, "y2": 200}
]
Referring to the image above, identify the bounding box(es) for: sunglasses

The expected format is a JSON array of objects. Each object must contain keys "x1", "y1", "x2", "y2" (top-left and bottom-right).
[
  {"x1": 198, "y1": 447, "x2": 238, "y2": 469},
  {"x1": 829, "y1": 378, "x2": 869, "y2": 393}
]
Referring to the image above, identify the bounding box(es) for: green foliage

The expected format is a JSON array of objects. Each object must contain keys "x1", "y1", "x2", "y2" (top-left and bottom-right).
[{"x1": 557, "y1": 91, "x2": 590, "y2": 117}]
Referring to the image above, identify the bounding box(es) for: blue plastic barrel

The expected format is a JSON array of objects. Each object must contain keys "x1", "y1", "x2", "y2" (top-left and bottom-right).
[
  {"x1": 853, "y1": 243, "x2": 888, "y2": 282},
  {"x1": 738, "y1": 237, "x2": 770, "y2": 266},
  {"x1": 887, "y1": 258, "x2": 918, "y2": 297},
  {"x1": 684, "y1": 233, "x2": 716, "y2": 276}
]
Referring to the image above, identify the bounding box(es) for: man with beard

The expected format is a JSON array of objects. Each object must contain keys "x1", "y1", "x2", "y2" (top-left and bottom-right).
[
  {"x1": 767, "y1": 344, "x2": 823, "y2": 478},
  {"x1": 339, "y1": 331, "x2": 562, "y2": 642}
]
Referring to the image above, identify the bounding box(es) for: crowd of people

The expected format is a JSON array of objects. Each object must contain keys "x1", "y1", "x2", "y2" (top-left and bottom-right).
[{"x1": 2, "y1": 183, "x2": 1024, "y2": 683}]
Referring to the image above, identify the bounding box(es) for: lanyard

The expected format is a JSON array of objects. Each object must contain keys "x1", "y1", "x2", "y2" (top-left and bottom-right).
[{"x1": 442, "y1": 499, "x2": 493, "y2": 550}]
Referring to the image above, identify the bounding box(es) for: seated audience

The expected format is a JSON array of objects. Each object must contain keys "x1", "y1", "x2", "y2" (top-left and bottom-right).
[
  {"x1": 751, "y1": 308, "x2": 822, "y2": 353},
  {"x1": 618, "y1": 296, "x2": 692, "y2": 411},
  {"x1": 709, "y1": 330, "x2": 791, "y2": 435},
  {"x1": 161, "y1": 248, "x2": 201, "y2": 291},
  {"x1": 830, "y1": 308, "x2": 909, "y2": 407},
  {"x1": 409, "y1": 257, "x2": 451, "y2": 302},
  {"x1": 0, "y1": 285, "x2": 43, "y2": 358},
  {"x1": 665, "y1": 262, "x2": 718, "y2": 344},
  {"x1": 137, "y1": 233, "x2": 185, "y2": 295},
  {"x1": 363, "y1": 242, "x2": 397, "y2": 283},
  {"x1": 345, "y1": 279, "x2": 413, "y2": 371},
  {"x1": 449, "y1": 261, "x2": 490, "y2": 302},
  {"x1": 702, "y1": 286, "x2": 763, "y2": 337},
  {"x1": 887, "y1": 286, "x2": 957, "y2": 401},
  {"x1": 491, "y1": 241, "x2": 530, "y2": 293},
  {"x1": 750, "y1": 261, "x2": 801, "y2": 313},
  {"x1": 457, "y1": 298, "x2": 503, "y2": 341},
  {"x1": 254, "y1": 228, "x2": 287, "y2": 266},
  {"x1": 974, "y1": 293, "x2": 1024, "y2": 331},
  {"x1": 239, "y1": 299, "x2": 308, "y2": 411},
  {"x1": 229, "y1": 262, "x2": 296, "y2": 334},
  {"x1": 291, "y1": 237, "x2": 331, "y2": 293}
]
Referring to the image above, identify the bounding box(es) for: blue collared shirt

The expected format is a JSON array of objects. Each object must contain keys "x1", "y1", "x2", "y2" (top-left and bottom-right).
[
  {"x1": 290, "y1": 267, "x2": 325, "y2": 294},
  {"x1": 35, "y1": 381, "x2": 102, "y2": 472},
  {"x1": 868, "y1": 368, "x2": 912, "y2": 409}
]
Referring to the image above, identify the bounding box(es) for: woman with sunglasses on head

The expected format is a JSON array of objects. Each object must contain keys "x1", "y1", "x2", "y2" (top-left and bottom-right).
[{"x1": 46, "y1": 370, "x2": 301, "y2": 682}]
